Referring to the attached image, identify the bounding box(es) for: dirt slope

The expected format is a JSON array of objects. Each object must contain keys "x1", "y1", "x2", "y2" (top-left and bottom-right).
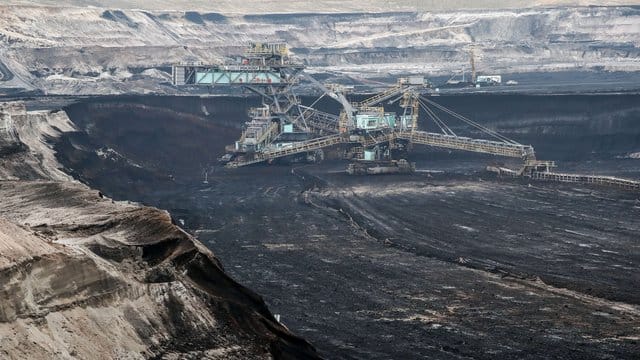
[{"x1": 0, "y1": 101, "x2": 320, "y2": 359}]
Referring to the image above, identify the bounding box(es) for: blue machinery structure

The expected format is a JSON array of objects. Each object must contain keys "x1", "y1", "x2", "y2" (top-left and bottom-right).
[
  {"x1": 172, "y1": 43, "x2": 302, "y2": 87},
  {"x1": 172, "y1": 43, "x2": 640, "y2": 188}
]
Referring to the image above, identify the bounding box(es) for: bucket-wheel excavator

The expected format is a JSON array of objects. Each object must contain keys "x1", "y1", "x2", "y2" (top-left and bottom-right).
[{"x1": 172, "y1": 43, "x2": 640, "y2": 190}]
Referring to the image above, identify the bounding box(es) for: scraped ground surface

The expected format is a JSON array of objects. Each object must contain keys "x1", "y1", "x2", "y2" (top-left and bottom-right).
[{"x1": 152, "y1": 165, "x2": 640, "y2": 359}]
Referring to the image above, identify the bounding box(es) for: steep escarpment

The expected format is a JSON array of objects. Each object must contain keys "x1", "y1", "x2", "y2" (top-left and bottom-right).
[
  {"x1": 0, "y1": 104, "x2": 23, "y2": 155},
  {"x1": 0, "y1": 102, "x2": 75, "y2": 181},
  {"x1": 0, "y1": 102, "x2": 319, "y2": 359},
  {"x1": 0, "y1": 5, "x2": 638, "y2": 94}
]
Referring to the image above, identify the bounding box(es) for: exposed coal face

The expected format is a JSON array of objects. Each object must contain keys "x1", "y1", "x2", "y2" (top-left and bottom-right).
[{"x1": 56, "y1": 94, "x2": 640, "y2": 359}]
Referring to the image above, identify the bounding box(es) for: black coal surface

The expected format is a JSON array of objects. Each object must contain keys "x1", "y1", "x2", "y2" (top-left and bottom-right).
[{"x1": 57, "y1": 94, "x2": 640, "y2": 359}]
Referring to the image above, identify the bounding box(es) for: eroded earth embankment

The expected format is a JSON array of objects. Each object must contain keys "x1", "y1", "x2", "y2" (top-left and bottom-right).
[{"x1": 0, "y1": 101, "x2": 319, "y2": 359}]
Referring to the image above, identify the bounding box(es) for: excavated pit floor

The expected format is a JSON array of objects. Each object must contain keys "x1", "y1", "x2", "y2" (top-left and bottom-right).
[
  {"x1": 54, "y1": 94, "x2": 640, "y2": 359},
  {"x1": 140, "y1": 164, "x2": 640, "y2": 359}
]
